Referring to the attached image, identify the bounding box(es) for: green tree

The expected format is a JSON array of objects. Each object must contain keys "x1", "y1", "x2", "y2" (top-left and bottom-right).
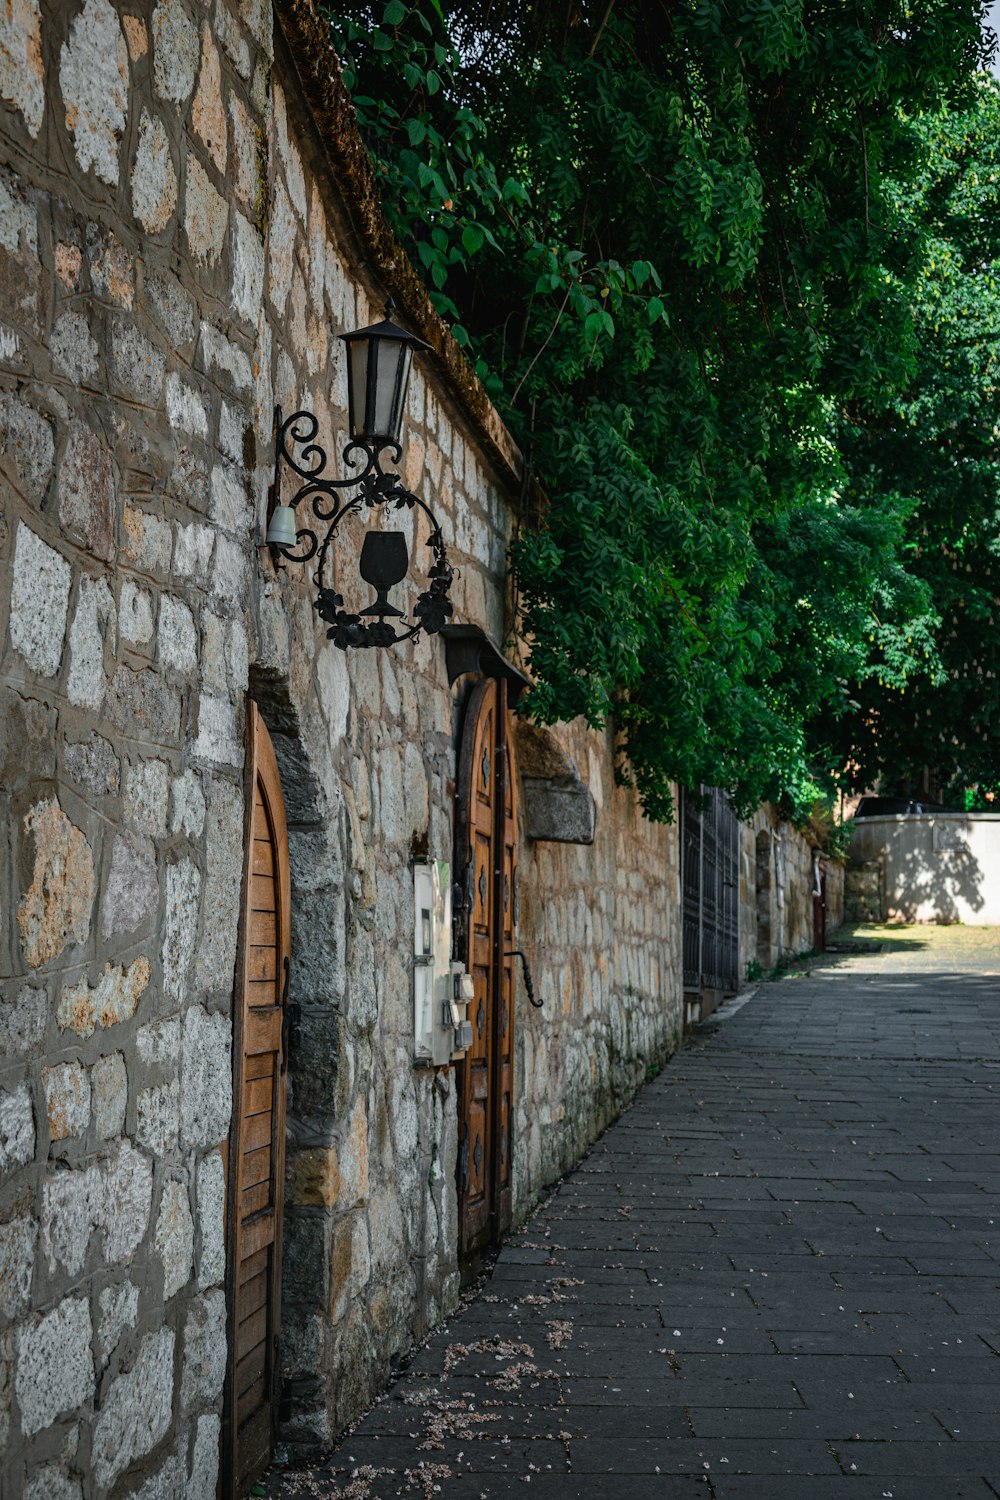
[
  {"x1": 325, "y1": 1, "x2": 991, "y2": 819},
  {"x1": 832, "y1": 76, "x2": 1000, "y2": 798}
]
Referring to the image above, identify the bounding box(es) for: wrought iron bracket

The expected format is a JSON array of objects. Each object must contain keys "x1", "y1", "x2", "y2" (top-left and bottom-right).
[{"x1": 266, "y1": 404, "x2": 455, "y2": 650}]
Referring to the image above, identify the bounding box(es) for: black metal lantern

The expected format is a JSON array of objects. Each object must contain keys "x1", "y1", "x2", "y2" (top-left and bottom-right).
[
  {"x1": 342, "y1": 300, "x2": 428, "y2": 444},
  {"x1": 264, "y1": 300, "x2": 454, "y2": 651}
]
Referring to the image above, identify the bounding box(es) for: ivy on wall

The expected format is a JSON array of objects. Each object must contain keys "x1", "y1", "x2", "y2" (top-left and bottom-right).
[{"x1": 324, "y1": 0, "x2": 993, "y2": 820}]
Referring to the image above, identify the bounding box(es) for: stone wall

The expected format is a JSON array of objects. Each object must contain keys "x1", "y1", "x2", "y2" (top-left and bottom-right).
[
  {"x1": 0, "y1": 1, "x2": 683, "y2": 1491},
  {"x1": 850, "y1": 813, "x2": 1000, "y2": 924},
  {"x1": 740, "y1": 809, "x2": 845, "y2": 974}
]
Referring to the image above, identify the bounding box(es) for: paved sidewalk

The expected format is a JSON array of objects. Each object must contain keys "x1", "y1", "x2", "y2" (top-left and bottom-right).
[{"x1": 272, "y1": 926, "x2": 1000, "y2": 1500}]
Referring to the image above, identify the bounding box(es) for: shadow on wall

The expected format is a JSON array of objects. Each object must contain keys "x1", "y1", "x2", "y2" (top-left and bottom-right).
[
  {"x1": 890, "y1": 839, "x2": 985, "y2": 922},
  {"x1": 851, "y1": 817, "x2": 988, "y2": 924}
]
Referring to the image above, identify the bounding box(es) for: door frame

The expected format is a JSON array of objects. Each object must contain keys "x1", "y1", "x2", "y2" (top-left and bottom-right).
[
  {"x1": 223, "y1": 701, "x2": 292, "y2": 1497},
  {"x1": 453, "y1": 676, "x2": 517, "y2": 1264}
]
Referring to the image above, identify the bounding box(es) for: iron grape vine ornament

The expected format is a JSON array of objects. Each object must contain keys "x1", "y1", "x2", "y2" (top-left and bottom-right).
[{"x1": 268, "y1": 405, "x2": 455, "y2": 650}]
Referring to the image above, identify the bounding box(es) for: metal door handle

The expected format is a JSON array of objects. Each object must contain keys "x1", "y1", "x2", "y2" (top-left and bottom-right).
[{"x1": 506, "y1": 949, "x2": 542, "y2": 1009}]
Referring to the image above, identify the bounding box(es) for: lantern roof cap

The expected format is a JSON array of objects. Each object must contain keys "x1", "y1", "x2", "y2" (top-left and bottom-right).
[{"x1": 340, "y1": 299, "x2": 430, "y2": 350}]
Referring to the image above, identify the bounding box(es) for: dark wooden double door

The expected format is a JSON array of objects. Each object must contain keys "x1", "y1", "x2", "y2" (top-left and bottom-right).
[{"x1": 455, "y1": 678, "x2": 518, "y2": 1263}]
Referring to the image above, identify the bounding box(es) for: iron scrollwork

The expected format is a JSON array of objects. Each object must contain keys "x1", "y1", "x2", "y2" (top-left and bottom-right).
[{"x1": 268, "y1": 405, "x2": 454, "y2": 649}]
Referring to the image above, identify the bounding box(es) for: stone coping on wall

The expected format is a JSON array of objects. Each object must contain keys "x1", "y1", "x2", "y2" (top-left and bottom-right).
[
  {"x1": 853, "y1": 812, "x2": 999, "y2": 823},
  {"x1": 275, "y1": 0, "x2": 532, "y2": 505}
]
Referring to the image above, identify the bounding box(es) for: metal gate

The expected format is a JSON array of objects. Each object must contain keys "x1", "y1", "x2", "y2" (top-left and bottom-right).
[{"x1": 682, "y1": 786, "x2": 740, "y2": 996}]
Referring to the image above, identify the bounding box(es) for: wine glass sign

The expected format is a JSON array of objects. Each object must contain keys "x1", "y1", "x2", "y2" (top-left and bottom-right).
[{"x1": 265, "y1": 302, "x2": 455, "y2": 650}]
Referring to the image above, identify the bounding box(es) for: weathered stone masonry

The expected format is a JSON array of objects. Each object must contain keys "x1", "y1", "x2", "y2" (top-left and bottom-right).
[{"x1": 0, "y1": 1, "x2": 683, "y2": 1494}]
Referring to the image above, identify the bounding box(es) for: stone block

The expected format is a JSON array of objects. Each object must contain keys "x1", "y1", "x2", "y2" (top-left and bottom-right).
[
  {"x1": 0, "y1": 984, "x2": 46, "y2": 1057},
  {"x1": 196, "y1": 778, "x2": 242, "y2": 995},
  {"x1": 267, "y1": 177, "x2": 296, "y2": 315},
  {"x1": 192, "y1": 23, "x2": 226, "y2": 173},
  {"x1": 170, "y1": 770, "x2": 206, "y2": 837},
  {"x1": 188, "y1": 1412, "x2": 221, "y2": 1500},
  {"x1": 0, "y1": 167, "x2": 37, "y2": 261},
  {"x1": 158, "y1": 594, "x2": 197, "y2": 674},
  {"x1": 165, "y1": 372, "x2": 209, "y2": 438},
  {"x1": 152, "y1": 0, "x2": 198, "y2": 103},
  {"x1": 97, "y1": 1278, "x2": 138, "y2": 1360},
  {"x1": 136, "y1": 1015, "x2": 180, "y2": 1066},
  {"x1": 180, "y1": 1006, "x2": 232, "y2": 1149},
  {"x1": 0, "y1": 1086, "x2": 33, "y2": 1180},
  {"x1": 144, "y1": 273, "x2": 195, "y2": 347},
  {"x1": 0, "y1": 0, "x2": 44, "y2": 137},
  {"x1": 101, "y1": 1139, "x2": 153, "y2": 1263},
  {"x1": 22, "y1": 1464, "x2": 82, "y2": 1500},
  {"x1": 50, "y1": 310, "x2": 99, "y2": 384},
  {"x1": 131, "y1": 108, "x2": 177, "y2": 234},
  {"x1": 155, "y1": 1176, "x2": 193, "y2": 1298},
  {"x1": 229, "y1": 94, "x2": 260, "y2": 207},
  {"x1": 91, "y1": 1325, "x2": 174, "y2": 1490},
  {"x1": 180, "y1": 1290, "x2": 226, "y2": 1413},
  {"x1": 122, "y1": 505, "x2": 173, "y2": 575},
  {"x1": 0, "y1": 1211, "x2": 35, "y2": 1318},
  {"x1": 42, "y1": 1060, "x2": 91, "y2": 1141},
  {"x1": 10, "y1": 522, "x2": 70, "y2": 678},
  {"x1": 59, "y1": 421, "x2": 116, "y2": 561},
  {"x1": 218, "y1": 399, "x2": 247, "y2": 464},
  {"x1": 162, "y1": 859, "x2": 200, "y2": 1001},
  {"x1": 184, "y1": 156, "x2": 228, "y2": 265},
  {"x1": 124, "y1": 758, "x2": 169, "y2": 836},
  {"x1": 122, "y1": 14, "x2": 147, "y2": 60},
  {"x1": 91, "y1": 1051, "x2": 127, "y2": 1138},
  {"x1": 128, "y1": 1452, "x2": 184, "y2": 1500},
  {"x1": 64, "y1": 732, "x2": 120, "y2": 797},
  {"x1": 288, "y1": 1146, "x2": 340, "y2": 1208},
  {"x1": 15, "y1": 1295, "x2": 93, "y2": 1437},
  {"x1": 104, "y1": 664, "x2": 180, "y2": 745},
  {"x1": 212, "y1": 531, "x2": 250, "y2": 610},
  {"x1": 200, "y1": 321, "x2": 253, "y2": 393},
  {"x1": 112, "y1": 320, "x2": 165, "y2": 405},
  {"x1": 57, "y1": 956, "x2": 150, "y2": 1038},
  {"x1": 87, "y1": 226, "x2": 134, "y2": 308},
  {"x1": 339, "y1": 1096, "x2": 369, "y2": 1208},
  {"x1": 102, "y1": 834, "x2": 158, "y2": 938},
  {"x1": 232, "y1": 212, "x2": 264, "y2": 324},
  {"x1": 0, "y1": 686, "x2": 53, "y2": 789},
  {"x1": 59, "y1": 0, "x2": 129, "y2": 185},
  {"x1": 209, "y1": 463, "x2": 251, "y2": 534},
  {"x1": 196, "y1": 1148, "x2": 225, "y2": 1288},
  {"x1": 17, "y1": 798, "x2": 94, "y2": 969},
  {"x1": 523, "y1": 776, "x2": 597, "y2": 845},
  {"x1": 217, "y1": 0, "x2": 252, "y2": 75},
  {"x1": 136, "y1": 1079, "x2": 179, "y2": 1155},
  {"x1": 40, "y1": 1163, "x2": 101, "y2": 1273},
  {"x1": 173, "y1": 521, "x2": 215, "y2": 580},
  {"x1": 192, "y1": 693, "x2": 241, "y2": 765},
  {"x1": 67, "y1": 575, "x2": 116, "y2": 709},
  {"x1": 170, "y1": 447, "x2": 210, "y2": 511}
]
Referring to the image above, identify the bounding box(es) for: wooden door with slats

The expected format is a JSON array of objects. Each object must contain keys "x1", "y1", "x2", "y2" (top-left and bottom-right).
[
  {"x1": 225, "y1": 703, "x2": 291, "y2": 1498},
  {"x1": 455, "y1": 678, "x2": 518, "y2": 1261}
]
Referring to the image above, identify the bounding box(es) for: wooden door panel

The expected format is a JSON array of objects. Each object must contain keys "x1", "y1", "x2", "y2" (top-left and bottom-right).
[
  {"x1": 455, "y1": 678, "x2": 519, "y2": 1262},
  {"x1": 225, "y1": 704, "x2": 291, "y2": 1498}
]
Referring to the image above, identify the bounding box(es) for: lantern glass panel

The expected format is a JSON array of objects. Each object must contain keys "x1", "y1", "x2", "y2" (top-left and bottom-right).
[
  {"x1": 349, "y1": 339, "x2": 369, "y2": 438},
  {"x1": 374, "y1": 337, "x2": 402, "y2": 439}
]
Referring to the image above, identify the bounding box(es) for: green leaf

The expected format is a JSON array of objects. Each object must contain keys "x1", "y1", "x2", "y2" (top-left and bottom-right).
[
  {"x1": 462, "y1": 223, "x2": 486, "y2": 255},
  {"x1": 382, "y1": 0, "x2": 407, "y2": 22}
]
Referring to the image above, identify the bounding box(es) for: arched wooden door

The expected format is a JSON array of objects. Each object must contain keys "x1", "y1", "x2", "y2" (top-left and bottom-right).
[
  {"x1": 225, "y1": 703, "x2": 291, "y2": 1497},
  {"x1": 454, "y1": 677, "x2": 517, "y2": 1262}
]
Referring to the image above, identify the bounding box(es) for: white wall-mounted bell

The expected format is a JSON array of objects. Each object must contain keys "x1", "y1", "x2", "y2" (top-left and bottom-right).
[{"x1": 265, "y1": 504, "x2": 298, "y2": 548}]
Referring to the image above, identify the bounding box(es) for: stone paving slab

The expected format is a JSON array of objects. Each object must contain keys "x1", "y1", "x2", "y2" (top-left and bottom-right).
[{"x1": 270, "y1": 926, "x2": 1000, "y2": 1499}]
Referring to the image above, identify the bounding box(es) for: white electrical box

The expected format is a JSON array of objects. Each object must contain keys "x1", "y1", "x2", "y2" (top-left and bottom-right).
[{"x1": 413, "y1": 861, "x2": 475, "y2": 1065}]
